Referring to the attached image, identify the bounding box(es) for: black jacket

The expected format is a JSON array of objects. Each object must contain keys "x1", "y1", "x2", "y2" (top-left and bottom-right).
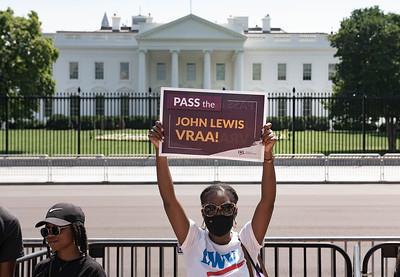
[{"x1": 33, "y1": 254, "x2": 106, "y2": 277}]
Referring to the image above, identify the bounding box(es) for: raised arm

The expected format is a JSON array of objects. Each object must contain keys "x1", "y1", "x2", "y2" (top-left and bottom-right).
[
  {"x1": 0, "y1": 261, "x2": 16, "y2": 277},
  {"x1": 251, "y1": 122, "x2": 277, "y2": 244},
  {"x1": 148, "y1": 121, "x2": 190, "y2": 244}
]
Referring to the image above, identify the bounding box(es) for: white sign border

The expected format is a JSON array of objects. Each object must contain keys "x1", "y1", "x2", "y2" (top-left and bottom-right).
[{"x1": 159, "y1": 87, "x2": 268, "y2": 162}]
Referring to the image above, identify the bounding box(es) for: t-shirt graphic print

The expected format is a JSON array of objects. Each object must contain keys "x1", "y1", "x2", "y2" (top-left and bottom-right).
[
  {"x1": 201, "y1": 247, "x2": 245, "y2": 275},
  {"x1": 180, "y1": 220, "x2": 262, "y2": 276}
]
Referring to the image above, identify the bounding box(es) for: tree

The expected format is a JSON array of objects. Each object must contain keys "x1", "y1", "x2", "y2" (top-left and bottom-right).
[
  {"x1": 0, "y1": 8, "x2": 58, "y2": 123},
  {"x1": 329, "y1": 6, "x2": 400, "y2": 152}
]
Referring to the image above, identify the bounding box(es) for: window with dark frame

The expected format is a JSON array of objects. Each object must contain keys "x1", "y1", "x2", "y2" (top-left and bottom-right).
[
  {"x1": 186, "y1": 63, "x2": 196, "y2": 81},
  {"x1": 157, "y1": 62, "x2": 166, "y2": 81},
  {"x1": 252, "y1": 63, "x2": 262, "y2": 80},
  {"x1": 69, "y1": 62, "x2": 79, "y2": 79},
  {"x1": 303, "y1": 63, "x2": 312, "y2": 81},
  {"x1": 216, "y1": 63, "x2": 225, "y2": 81},
  {"x1": 120, "y1": 62, "x2": 129, "y2": 80},
  {"x1": 95, "y1": 62, "x2": 104, "y2": 80},
  {"x1": 278, "y1": 63, "x2": 287, "y2": 81}
]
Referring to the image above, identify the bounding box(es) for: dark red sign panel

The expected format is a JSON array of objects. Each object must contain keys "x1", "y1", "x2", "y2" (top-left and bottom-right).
[{"x1": 159, "y1": 88, "x2": 266, "y2": 161}]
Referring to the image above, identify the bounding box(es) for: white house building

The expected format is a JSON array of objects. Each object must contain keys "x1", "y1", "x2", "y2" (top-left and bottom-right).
[{"x1": 44, "y1": 13, "x2": 338, "y2": 117}]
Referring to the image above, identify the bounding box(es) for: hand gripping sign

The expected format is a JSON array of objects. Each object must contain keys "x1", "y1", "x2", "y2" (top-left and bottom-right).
[{"x1": 159, "y1": 87, "x2": 267, "y2": 162}]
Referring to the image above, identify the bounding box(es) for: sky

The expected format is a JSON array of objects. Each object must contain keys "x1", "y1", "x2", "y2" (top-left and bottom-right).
[{"x1": 1, "y1": 0, "x2": 399, "y2": 34}]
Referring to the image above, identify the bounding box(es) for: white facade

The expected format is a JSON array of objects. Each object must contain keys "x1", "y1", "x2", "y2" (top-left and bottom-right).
[{"x1": 47, "y1": 13, "x2": 338, "y2": 97}]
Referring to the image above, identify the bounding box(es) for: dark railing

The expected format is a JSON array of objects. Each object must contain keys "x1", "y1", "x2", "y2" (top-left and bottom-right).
[
  {"x1": 14, "y1": 249, "x2": 47, "y2": 277},
  {"x1": 1, "y1": 94, "x2": 399, "y2": 155},
  {"x1": 21, "y1": 238, "x2": 400, "y2": 277},
  {"x1": 88, "y1": 240, "x2": 353, "y2": 277},
  {"x1": 361, "y1": 242, "x2": 400, "y2": 277},
  {"x1": 263, "y1": 242, "x2": 353, "y2": 277},
  {"x1": 89, "y1": 239, "x2": 179, "y2": 277}
]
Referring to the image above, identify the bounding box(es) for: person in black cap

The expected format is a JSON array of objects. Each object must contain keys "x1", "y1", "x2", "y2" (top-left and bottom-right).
[
  {"x1": 0, "y1": 206, "x2": 24, "y2": 277},
  {"x1": 33, "y1": 202, "x2": 106, "y2": 277}
]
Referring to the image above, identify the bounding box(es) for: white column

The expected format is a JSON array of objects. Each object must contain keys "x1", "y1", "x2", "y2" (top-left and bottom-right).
[
  {"x1": 234, "y1": 50, "x2": 244, "y2": 91},
  {"x1": 203, "y1": 50, "x2": 211, "y2": 89},
  {"x1": 170, "y1": 49, "x2": 180, "y2": 87},
  {"x1": 138, "y1": 49, "x2": 147, "y2": 93}
]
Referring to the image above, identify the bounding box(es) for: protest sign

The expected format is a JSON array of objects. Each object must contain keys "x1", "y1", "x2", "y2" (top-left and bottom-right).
[{"x1": 159, "y1": 87, "x2": 266, "y2": 161}]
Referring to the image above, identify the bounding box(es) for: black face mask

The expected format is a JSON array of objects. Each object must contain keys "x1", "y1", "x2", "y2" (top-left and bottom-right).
[{"x1": 204, "y1": 215, "x2": 234, "y2": 236}]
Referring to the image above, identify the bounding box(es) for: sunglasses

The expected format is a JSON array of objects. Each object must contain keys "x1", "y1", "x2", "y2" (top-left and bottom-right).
[
  {"x1": 202, "y1": 202, "x2": 237, "y2": 217},
  {"x1": 40, "y1": 225, "x2": 70, "y2": 237}
]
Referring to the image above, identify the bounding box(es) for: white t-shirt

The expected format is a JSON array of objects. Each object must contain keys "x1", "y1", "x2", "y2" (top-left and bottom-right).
[{"x1": 180, "y1": 219, "x2": 262, "y2": 276}]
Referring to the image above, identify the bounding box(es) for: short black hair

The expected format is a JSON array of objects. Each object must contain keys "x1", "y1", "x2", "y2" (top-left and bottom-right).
[{"x1": 200, "y1": 184, "x2": 239, "y2": 205}]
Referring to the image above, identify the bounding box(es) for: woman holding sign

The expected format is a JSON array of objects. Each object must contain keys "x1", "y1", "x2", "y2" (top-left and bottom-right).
[{"x1": 149, "y1": 121, "x2": 277, "y2": 276}]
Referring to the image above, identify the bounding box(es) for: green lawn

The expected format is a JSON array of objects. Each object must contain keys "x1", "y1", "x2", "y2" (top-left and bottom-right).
[
  {"x1": 0, "y1": 129, "x2": 152, "y2": 155},
  {"x1": 0, "y1": 129, "x2": 398, "y2": 155},
  {"x1": 274, "y1": 129, "x2": 398, "y2": 154}
]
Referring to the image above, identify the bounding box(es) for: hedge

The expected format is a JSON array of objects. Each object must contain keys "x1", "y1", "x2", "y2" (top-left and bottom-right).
[
  {"x1": 45, "y1": 115, "x2": 156, "y2": 130},
  {"x1": 332, "y1": 118, "x2": 377, "y2": 131},
  {"x1": 8, "y1": 119, "x2": 46, "y2": 129},
  {"x1": 46, "y1": 114, "x2": 72, "y2": 130},
  {"x1": 267, "y1": 116, "x2": 329, "y2": 131}
]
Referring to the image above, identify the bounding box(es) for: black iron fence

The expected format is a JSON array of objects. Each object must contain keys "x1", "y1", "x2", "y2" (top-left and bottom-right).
[{"x1": 1, "y1": 94, "x2": 399, "y2": 155}]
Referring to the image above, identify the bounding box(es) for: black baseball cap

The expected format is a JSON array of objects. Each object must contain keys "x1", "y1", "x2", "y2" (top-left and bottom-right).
[{"x1": 35, "y1": 203, "x2": 85, "y2": 227}]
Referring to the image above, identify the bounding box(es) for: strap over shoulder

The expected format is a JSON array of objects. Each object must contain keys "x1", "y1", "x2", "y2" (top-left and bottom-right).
[
  {"x1": 241, "y1": 242, "x2": 268, "y2": 277},
  {"x1": 241, "y1": 243, "x2": 254, "y2": 277}
]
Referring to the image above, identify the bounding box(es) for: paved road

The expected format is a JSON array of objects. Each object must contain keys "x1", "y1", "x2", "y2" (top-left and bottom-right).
[{"x1": 2, "y1": 183, "x2": 400, "y2": 239}]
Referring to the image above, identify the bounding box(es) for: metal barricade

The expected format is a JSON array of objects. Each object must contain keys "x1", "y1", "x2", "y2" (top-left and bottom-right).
[
  {"x1": 274, "y1": 154, "x2": 326, "y2": 183},
  {"x1": 0, "y1": 153, "x2": 399, "y2": 183},
  {"x1": 167, "y1": 157, "x2": 220, "y2": 184},
  {"x1": 354, "y1": 243, "x2": 362, "y2": 277},
  {"x1": 327, "y1": 154, "x2": 382, "y2": 182},
  {"x1": 88, "y1": 240, "x2": 353, "y2": 277},
  {"x1": 48, "y1": 154, "x2": 106, "y2": 183},
  {"x1": 263, "y1": 242, "x2": 352, "y2": 277},
  {"x1": 19, "y1": 237, "x2": 400, "y2": 277},
  {"x1": 0, "y1": 155, "x2": 49, "y2": 183},
  {"x1": 382, "y1": 154, "x2": 400, "y2": 182},
  {"x1": 14, "y1": 249, "x2": 47, "y2": 277},
  {"x1": 105, "y1": 154, "x2": 156, "y2": 183},
  {"x1": 361, "y1": 242, "x2": 400, "y2": 277},
  {"x1": 89, "y1": 239, "x2": 179, "y2": 277}
]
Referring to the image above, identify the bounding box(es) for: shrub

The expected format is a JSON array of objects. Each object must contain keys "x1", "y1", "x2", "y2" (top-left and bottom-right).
[
  {"x1": 333, "y1": 118, "x2": 377, "y2": 131},
  {"x1": 80, "y1": 116, "x2": 96, "y2": 130},
  {"x1": 124, "y1": 116, "x2": 151, "y2": 129},
  {"x1": 304, "y1": 116, "x2": 329, "y2": 131},
  {"x1": 94, "y1": 116, "x2": 125, "y2": 130},
  {"x1": 44, "y1": 115, "x2": 156, "y2": 130},
  {"x1": 46, "y1": 114, "x2": 72, "y2": 130},
  {"x1": 267, "y1": 116, "x2": 329, "y2": 131},
  {"x1": 9, "y1": 119, "x2": 45, "y2": 129},
  {"x1": 267, "y1": 116, "x2": 291, "y2": 131},
  {"x1": 378, "y1": 122, "x2": 400, "y2": 133}
]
